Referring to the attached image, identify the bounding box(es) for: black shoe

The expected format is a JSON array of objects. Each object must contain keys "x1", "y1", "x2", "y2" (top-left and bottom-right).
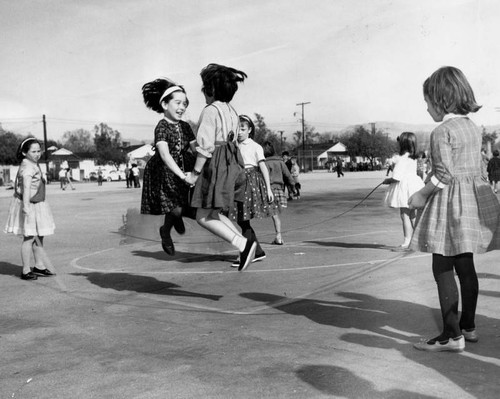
[
  {"x1": 173, "y1": 217, "x2": 186, "y2": 235},
  {"x1": 32, "y1": 267, "x2": 55, "y2": 276},
  {"x1": 21, "y1": 272, "x2": 38, "y2": 280},
  {"x1": 238, "y1": 237, "x2": 257, "y2": 272},
  {"x1": 159, "y1": 226, "x2": 175, "y2": 255}
]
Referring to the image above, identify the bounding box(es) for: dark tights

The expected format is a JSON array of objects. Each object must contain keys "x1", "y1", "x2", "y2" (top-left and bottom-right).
[
  {"x1": 237, "y1": 220, "x2": 264, "y2": 257},
  {"x1": 432, "y1": 253, "x2": 478, "y2": 340},
  {"x1": 163, "y1": 207, "x2": 183, "y2": 232}
]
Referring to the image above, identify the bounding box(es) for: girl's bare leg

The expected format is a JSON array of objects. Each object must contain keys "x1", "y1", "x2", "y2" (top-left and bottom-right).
[
  {"x1": 271, "y1": 214, "x2": 282, "y2": 243},
  {"x1": 32, "y1": 236, "x2": 47, "y2": 270},
  {"x1": 21, "y1": 236, "x2": 35, "y2": 274},
  {"x1": 400, "y1": 207, "x2": 413, "y2": 247},
  {"x1": 197, "y1": 208, "x2": 246, "y2": 251}
]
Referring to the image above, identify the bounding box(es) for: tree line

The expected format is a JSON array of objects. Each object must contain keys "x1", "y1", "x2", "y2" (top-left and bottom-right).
[{"x1": 1, "y1": 117, "x2": 498, "y2": 168}]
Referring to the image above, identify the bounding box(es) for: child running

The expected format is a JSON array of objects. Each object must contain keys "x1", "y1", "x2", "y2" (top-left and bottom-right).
[
  {"x1": 4, "y1": 138, "x2": 56, "y2": 280},
  {"x1": 408, "y1": 66, "x2": 500, "y2": 352},
  {"x1": 229, "y1": 115, "x2": 273, "y2": 267},
  {"x1": 290, "y1": 156, "x2": 301, "y2": 199},
  {"x1": 184, "y1": 63, "x2": 257, "y2": 271},
  {"x1": 263, "y1": 141, "x2": 296, "y2": 245},
  {"x1": 140, "y1": 79, "x2": 196, "y2": 255},
  {"x1": 383, "y1": 132, "x2": 425, "y2": 251}
]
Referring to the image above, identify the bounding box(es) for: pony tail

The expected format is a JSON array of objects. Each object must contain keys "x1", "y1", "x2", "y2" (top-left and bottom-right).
[{"x1": 142, "y1": 78, "x2": 176, "y2": 114}]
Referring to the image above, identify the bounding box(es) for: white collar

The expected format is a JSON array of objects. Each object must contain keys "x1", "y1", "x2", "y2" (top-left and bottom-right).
[{"x1": 443, "y1": 114, "x2": 467, "y2": 121}]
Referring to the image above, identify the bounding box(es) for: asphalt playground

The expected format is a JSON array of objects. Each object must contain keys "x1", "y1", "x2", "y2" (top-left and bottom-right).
[{"x1": 1, "y1": 170, "x2": 499, "y2": 399}]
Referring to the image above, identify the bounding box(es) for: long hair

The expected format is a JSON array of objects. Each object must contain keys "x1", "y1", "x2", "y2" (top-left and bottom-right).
[
  {"x1": 16, "y1": 137, "x2": 40, "y2": 161},
  {"x1": 397, "y1": 132, "x2": 418, "y2": 159},
  {"x1": 239, "y1": 115, "x2": 255, "y2": 139},
  {"x1": 200, "y1": 63, "x2": 247, "y2": 102},
  {"x1": 142, "y1": 78, "x2": 188, "y2": 114},
  {"x1": 423, "y1": 66, "x2": 481, "y2": 115}
]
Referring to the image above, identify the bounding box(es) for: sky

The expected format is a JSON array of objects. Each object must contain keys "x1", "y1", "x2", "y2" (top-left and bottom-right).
[{"x1": 1, "y1": 0, "x2": 500, "y2": 144}]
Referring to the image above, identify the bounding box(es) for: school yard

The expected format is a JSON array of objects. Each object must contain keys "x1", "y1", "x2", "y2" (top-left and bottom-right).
[{"x1": 1, "y1": 171, "x2": 499, "y2": 399}]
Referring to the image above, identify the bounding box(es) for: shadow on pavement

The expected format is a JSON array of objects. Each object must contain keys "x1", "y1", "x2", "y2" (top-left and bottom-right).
[
  {"x1": 296, "y1": 364, "x2": 438, "y2": 399},
  {"x1": 130, "y1": 249, "x2": 234, "y2": 264},
  {"x1": 304, "y1": 241, "x2": 391, "y2": 250},
  {"x1": 242, "y1": 291, "x2": 500, "y2": 398},
  {"x1": 72, "y1": 272, "x2": 222, "y2": 301},
  {"x1": 0, "y1": 261, "x2": 21, "y2": 277}
]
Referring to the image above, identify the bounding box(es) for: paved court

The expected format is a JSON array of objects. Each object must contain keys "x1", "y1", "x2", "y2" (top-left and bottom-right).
[{"x1": 1, "y1": 171, "x2": 499, "y2": 398}]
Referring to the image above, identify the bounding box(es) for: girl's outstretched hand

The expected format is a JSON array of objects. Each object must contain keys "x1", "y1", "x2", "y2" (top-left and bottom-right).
[{"x1": 408, "y1": 192, "x2": 426, "y2": 209}]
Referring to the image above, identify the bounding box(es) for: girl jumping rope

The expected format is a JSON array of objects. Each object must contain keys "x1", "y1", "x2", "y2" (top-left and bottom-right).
[
  {"x1": 184, "y1": 63, "x2": 257, "y2": 271},
  {"x1": 229, "y1": 115, "x2": 273, "y2": 267},
  {"x1": 141, "y1": 79, "x2": 196, "y2": 255},
  {"x1": 383, "y1": 132, "x2": 424, "y2": 251},
  {"x1": 409, "y1": 66, "x2": 500, "y2": 352},
  {"x1": 4, "y1": 138, "x2": 56, "y2": 280}
]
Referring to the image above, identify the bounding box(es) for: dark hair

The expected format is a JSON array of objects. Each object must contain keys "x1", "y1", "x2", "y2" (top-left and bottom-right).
[
  {"x1": 16, "y1": 137, "x2": 40, "y2": 160},
  {"x1": 263, "y1": 141, "x2": 275, "y2": 157},
  {"x1": 417, "y1": 150, "x2": 426, "y2": 158},
  {"x1": 200, "y1": 63, "x2": 247, "y2": 102},
  {"x1": 423, "y1": 66, "x2": 481, "y2": 115},
  {"x1": 494, "y1": 149, "x2": 500, "y2": 157},
  {"x1": 239, "y1": 115, "x2": 255, "y2": 139},
  {"x1": 281, "y1": 151, "x2": 289, "y2": 157},
  {"x1": 397, "y1": 132, "x2": 418, "y2": 159},
  {"x1": 142, "y1": 78, "x2": 188, "y2": 114}
]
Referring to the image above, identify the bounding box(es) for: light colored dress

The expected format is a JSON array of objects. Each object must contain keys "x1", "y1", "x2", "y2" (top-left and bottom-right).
[
  {"x1": 384, "y1": 153, "x2": 424, "y2": 208},
  {"x1": 4, "y1": 159, "x2": 55, "y2": 236},
  {"x1": 410, "y1": 115, "x2": 500, "y2": 256}
]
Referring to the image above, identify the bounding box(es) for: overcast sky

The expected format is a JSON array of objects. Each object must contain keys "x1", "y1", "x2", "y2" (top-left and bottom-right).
[{"x1": 1, "y1": 0, "x2": 500, "y2": 143}]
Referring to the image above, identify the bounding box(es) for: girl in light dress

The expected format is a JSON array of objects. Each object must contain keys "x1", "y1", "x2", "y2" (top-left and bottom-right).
[
  {"x1": 383, "y1": 132, "x2": 424, "y2": 250},
  {"x1": 4, "y1": 138, "x2": 56, "y2": 280}
]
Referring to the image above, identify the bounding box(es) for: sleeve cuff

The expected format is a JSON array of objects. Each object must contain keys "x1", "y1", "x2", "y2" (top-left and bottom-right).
[
  {"x1": 196, "y1": 146, "x2": 212, "y2": 158},
  {"x1": 431, "y1": 175, "x2": 446, "y2": 188}
]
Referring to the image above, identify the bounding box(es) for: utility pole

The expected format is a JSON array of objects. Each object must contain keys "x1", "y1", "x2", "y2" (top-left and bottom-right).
[
  {"x1": 42, "y1": 114, "x2": 48, "y2": 164},
  {"x1": 296, "y1": 102, "x2": 310, "y2": 171},
  {"x1": 278, "y1": 130, "x2": 284, "y2": 153}
]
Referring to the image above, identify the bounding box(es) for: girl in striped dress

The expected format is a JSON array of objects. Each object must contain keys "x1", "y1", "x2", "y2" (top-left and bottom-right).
[{"x1": 409, "y1": 66, "x2": 500, "y2": 353}]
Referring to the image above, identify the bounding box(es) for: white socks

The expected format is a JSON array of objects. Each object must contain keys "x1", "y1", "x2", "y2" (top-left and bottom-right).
[{"x1": 231, "y1": 235, "x2": 246, "y2": 252}]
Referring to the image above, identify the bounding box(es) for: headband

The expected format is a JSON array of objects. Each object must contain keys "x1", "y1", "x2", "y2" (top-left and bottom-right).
[
  {"x1": 159, "y1": 86, "x2": 183, "y2": 105},
  {"x1": 20, "y1": 137, "x2": 37, "y2": 149},
  {"x1": 239, "y1": 115, "x2": 253, "y2": 124}
]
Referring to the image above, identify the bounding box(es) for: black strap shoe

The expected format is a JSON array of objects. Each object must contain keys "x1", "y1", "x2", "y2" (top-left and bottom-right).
[{"x1": 21, "y1": 272, "x2": 38, "y2": 280}]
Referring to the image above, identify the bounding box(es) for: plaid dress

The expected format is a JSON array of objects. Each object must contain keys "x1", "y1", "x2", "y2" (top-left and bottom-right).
[{"x1": 410, "y1": 116, "x2": 500, "y2": 255}]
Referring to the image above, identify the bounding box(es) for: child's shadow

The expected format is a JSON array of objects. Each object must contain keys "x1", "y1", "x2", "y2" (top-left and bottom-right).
[
  {"x1": 130, "y1": 249, "x2": 234, "y2": 264},
  {"x1": 72, "y1": 272, "x2": 222, "y2": 301},
  {"x1": 0, "y1": 262, "x2": 21, "y2": 277},
  {"x1": 296, "y1": 364, "x2": 438, "y2": 399},
  {"x1": 242, "y1": 291, "x2": 500, "y2": 397}
]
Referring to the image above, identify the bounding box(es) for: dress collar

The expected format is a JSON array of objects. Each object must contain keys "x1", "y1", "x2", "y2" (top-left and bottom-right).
[{"x1": 443, "y1": 113, "x2": 468, "y2": 122}]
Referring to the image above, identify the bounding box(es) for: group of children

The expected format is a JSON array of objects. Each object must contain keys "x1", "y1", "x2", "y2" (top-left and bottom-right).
[{"x1": 4, "y1": 65, "x2": 500, "y2": 354}]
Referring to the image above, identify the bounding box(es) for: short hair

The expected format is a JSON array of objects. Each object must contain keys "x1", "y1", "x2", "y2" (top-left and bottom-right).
[
  {"x1": 263, "y1": 141, "x2": 275, "y2": 157},
  {"x1": 494, "y1": 149, "x2": 500, "y2": 157},
  {"x1": 423, "y1": 66, "x2": 481, "y2": 115},
  {"x1": 397, "y1": 132, "x2": 418, "y2": 159},
  {"x1": 281, "y1": 151, "x2": 289, "y2": 157},
  {"x1": 239, "y1": 115, "x2": 255, "y2": 139},
  {"x1": 16, "y1": 137, "x2": 40, "y2": 160},
  {"x1": 200, "y1": 63, "x2": 247, "y2": 102},
  {"x1": 142, "y1": 78, "x2": 188, "y2": 114}
]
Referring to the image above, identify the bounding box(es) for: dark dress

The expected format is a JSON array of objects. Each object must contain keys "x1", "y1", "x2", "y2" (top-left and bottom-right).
[
  {"x1": 141, "y1": 119, "x2": 196, "y2": 215},
  {"x1": 487, "y1": 156, "x2": 500, "y2": 183}
]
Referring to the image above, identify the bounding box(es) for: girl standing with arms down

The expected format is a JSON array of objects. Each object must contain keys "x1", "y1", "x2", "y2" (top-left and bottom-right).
[
  {"x1": 409, "y1": 66, "x2": 500, "y2": 353},
  {"x1": 141, "y1": 79, "x2": 196, "y2": 255},
  {"x1": 263, "y1": 141, "x2": 296, "y2": 245},
  {"x1": 230, "y1": 115, "x2": 273, "y2": 267},
  {"x1": 4, "y1": 138, "x2": 56, "y2": 280},
  {"x1": 383, "y1": 132, "x2": 424, "y2": 251},
  {"x1": 184, "y1": 63, "x2": 257, "y2": 271}
]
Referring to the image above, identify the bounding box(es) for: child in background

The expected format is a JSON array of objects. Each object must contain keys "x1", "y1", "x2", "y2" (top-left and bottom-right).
[
  {"x1": 264, "y1": 141, "x2": 296, "y2": 245},
  {"x1": 409, "y1": 66, "x2": 500, "y2": 352},
  {"x1": 140, "y1": 78, "x2": 195, "y2": 255},
  {"x1": 383, "y1": 132, "x2": 425, "y2": 251},
  {"x1": 416, "y1": 151, "x2": 427, "y2": 181},
  {"x1": 290, "y1": 156, "x2": 301, "y2": 199},
  {"x1": 4, "y1": 138, "x2": 56, "y2": 280},
  {"x1": 230, "y1": 115, "x2": 273, "y2": 267},
  {"x1": 184, "y1": 63, "x2": 257, "y2": 271},
  {"x1": 487, "y1": 149, "x2": 500, "y2": 193}
]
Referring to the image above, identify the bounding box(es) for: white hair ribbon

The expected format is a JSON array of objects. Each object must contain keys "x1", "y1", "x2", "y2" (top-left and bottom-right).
[{"x1": 159, "y1": 86, "x2": 183, "y2": 105}]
